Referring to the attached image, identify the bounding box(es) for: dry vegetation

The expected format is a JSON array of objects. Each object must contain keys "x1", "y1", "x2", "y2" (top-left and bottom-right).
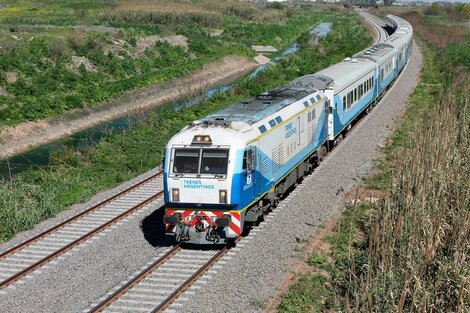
[
  {"x1": 346, "y1": 78, "x2": 470, "y2": 312},
  {"x1": 341, "y1": 12, "x2": 470, "y2": 313},
  {"x1": 399, "y1": 12, "x2": 465, "y2": 48},
  {"x1": 103, "y1": 0, "x2": 284, "y2": 24},
  {"x1": 112, "y1": 0, "x2": 221, "y2": 14}
]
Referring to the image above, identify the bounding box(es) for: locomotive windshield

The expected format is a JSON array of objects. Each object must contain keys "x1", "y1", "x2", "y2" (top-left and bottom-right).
[
  {"x1": 200, "y1": 149, "x2": 228, "y2": 174},
  {"x1": 173, "y1": 149, "x2": 199, "y2": 174},
  {"x1": 172, "y1": 148, "x2": 229, "y2": 175}
]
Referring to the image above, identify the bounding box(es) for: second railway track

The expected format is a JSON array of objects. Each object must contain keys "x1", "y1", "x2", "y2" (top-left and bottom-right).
[{"x1": 0, "y1": 171, "x2": 164, "y2": 290}]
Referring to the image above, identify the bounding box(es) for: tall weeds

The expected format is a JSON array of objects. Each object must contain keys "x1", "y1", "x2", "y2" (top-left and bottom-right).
[
  {"x1": 345, "y1": 76, "x2": 470, "y2": 312},
  {"x1": 101, "y1": 10, "x2": 222, "y2": 28}
]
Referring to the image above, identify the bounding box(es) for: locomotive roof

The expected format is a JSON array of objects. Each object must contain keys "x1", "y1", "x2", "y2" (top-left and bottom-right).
[{"x1": 202, "y1": 85, "x2": 316, "y2": 125}]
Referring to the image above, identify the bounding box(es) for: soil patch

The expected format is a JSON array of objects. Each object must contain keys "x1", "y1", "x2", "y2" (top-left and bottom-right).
[
  {"x1": 343, "y1": 187, "x2": 388, "y2": 206},
  {"x1": 5, "y1": 72, "x2": 17, "y2": 84},
  {"x1": 263, "y1": 217, "x2": 339, "y2": 312},
  {"x1": 131, "y1": 35, "x2": 188, "y2": 56},
  {"x1": 0, "y1": 87, "x2": 10, "y2": 98},
  {"x1": 252, "y1": 45, "x2": 278, "y2": 52},
  {"x1": 0, "y1": 55, "x2": 257, "y2": 159},
  {"x1": 254, "y1": 54, "x2": 271, "y2": 65},
  {"x1": 71, "y1": 56, "x2": 97, "y2": 72}
]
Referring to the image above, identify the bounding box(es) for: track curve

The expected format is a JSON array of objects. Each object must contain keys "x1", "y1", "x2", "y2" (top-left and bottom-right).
[{"x1": 359, "y1": 10, "x2": 390, "y2": 44}]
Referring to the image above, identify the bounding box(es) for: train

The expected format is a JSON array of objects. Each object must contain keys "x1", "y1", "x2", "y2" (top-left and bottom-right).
[{"x1": 162, "y1": 15, "x2": 413, "y2": 244}]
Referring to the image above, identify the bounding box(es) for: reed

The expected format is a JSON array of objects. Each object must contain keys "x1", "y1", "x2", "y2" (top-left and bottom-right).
[{"x1": 344, "y1": 75, "x2": 470, "y2": 312}]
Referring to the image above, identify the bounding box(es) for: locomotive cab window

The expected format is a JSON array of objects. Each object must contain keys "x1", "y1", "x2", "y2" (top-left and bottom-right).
[
  {"x1": 173, "y1": 149, "x2": 199, "y2": 174},
  {"x1": 200, "y1": 149, "x2": 229, "y2": 175}
]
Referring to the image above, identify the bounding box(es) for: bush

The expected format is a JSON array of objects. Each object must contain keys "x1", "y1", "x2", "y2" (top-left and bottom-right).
[{"x1": 47, "y1": 38, "x2": 69, "y2": 61}]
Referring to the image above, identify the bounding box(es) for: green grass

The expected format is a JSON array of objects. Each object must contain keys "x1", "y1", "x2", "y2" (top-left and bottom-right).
[
  {"x1": 277, "y1": 275, "x2": 334, "y2": 313},
  {"x1": 0, "y1": 11, "x2": 370, "y2": 242},
  {"x1": 0, "y1": 1, "x2": 325, "y2": 126}
]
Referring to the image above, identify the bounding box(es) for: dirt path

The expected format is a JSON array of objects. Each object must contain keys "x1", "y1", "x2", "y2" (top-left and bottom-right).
[{"x1": 0, "y1": 55, "x2": 258, "y2": 160}]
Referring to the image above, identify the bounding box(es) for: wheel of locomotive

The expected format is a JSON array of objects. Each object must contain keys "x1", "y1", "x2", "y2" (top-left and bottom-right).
[
  {"x1": 273, "y1": 197, "x2": 280, "y2": 207},
  {"x1": 317, "y1": 145, "x2": 327, "y2": 162},
  {"x1": 334, "y1": 134, "x2": 343, "y2": 146}
]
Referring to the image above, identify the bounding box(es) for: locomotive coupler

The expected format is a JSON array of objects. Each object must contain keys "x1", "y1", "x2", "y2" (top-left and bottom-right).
[{"x1": 195, "y1": 216, "x2": 206, "y2": 232}]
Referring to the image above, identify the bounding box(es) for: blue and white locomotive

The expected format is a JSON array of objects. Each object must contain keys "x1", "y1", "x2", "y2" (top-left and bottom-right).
[{"x1": 162, "y1": 15, "x2": 413, "y2": 244}]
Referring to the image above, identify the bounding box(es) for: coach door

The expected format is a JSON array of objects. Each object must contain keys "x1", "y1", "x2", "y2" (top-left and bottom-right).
[
  {"x1": 243, "y1": 143, "x2": 261, "y2": 200},
  {"x1": 253, "y1": 142, "x2": 262, "y2": 197}
]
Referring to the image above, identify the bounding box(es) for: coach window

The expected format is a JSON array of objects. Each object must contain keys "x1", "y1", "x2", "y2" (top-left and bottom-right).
[
  {"x1": 173, "y1": 149, "x2": 199, "y2": 174},
  {"x1": 343, "y1": 96, "x2": 346, "y2": 111},
  {"x1": 200, "y1": 149, "x2": 229, "y2": 175}
]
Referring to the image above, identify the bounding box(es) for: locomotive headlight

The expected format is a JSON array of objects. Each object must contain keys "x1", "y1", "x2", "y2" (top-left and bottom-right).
[
  {"x1": 219, "y1": 190, "x2": 227, "y2": 204},
  {"x1": 172, "y1": 188, "x2": 180, "y2": 202},
  {"x1": 192, "y1": 135, "x2": 212, "y2": 145}
]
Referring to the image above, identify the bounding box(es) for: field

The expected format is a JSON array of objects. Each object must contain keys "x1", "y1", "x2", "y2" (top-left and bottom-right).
[
  {"x1": 0, "y1": 0, "x2": 323, "y2": 126},
  {"x1": 278, "y1": 6, "x2": 469, "y2": 313},
  {"x1": 0, "y1": 8, "x2": 371, "y2": 242}
]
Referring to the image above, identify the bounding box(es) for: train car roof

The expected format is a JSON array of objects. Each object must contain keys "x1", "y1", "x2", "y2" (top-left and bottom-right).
[
  {"x1": 312, "y1": 58, "x2": 376, "y2": 92},
  {"x1": 202, "y1": 85, "x2": 320, "y2": 125},
  {"x1": 353, "y1": 43, "x2": 395, "y2": 63}
]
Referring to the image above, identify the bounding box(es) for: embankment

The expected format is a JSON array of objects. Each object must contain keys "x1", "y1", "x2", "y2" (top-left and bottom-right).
[{"x1": 0, "y1": 55, "x2": 257, "y2": 160}]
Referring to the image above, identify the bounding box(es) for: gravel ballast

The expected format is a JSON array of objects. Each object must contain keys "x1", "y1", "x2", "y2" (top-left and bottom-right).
[{"x1": 0, "y1": 42, "x2": 422, "y2": 312}]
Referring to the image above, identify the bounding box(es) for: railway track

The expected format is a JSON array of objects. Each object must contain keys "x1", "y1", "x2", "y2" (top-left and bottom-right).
[
  {"x1": 88, "y1": 243, "x2": 233, "y2": 313},
  {"x1": 0, "y1": 171, "x2": 164, "y2": 290},
  {"x1": 359, "y1": 11, "x2": 389, "y2": 44}
]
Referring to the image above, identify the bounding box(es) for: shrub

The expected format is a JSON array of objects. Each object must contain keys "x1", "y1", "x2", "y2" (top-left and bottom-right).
[{"x1": 47, "y1": 38, "x2": 69, "y2": 61}]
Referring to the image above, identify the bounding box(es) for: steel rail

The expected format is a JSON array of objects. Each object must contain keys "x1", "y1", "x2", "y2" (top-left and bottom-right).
[
  {"x1": 151, "y1": 244, "x2": 232, "y2": 312},
  {"x1": 0, "y1": 171, "x2": 163, "y2": 261},
  {"x1": 364, "y1": 13, "x2": 388, "y2": 44},
  {"x1": 0, "y1": 190, "x2": 164, "y2": 290},
  {"x1": 89, "y1": 240, "x2": 236, "y2": 313},
  {"x1": 89, "y1": 244, "x2": 182, "y2": 313}
]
